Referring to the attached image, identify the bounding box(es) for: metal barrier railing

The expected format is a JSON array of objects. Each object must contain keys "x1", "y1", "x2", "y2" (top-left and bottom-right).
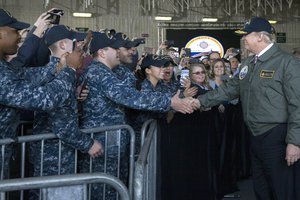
[
  {"x1": 0, "y1": 124, "x2": 135, "y2": 200},
  {"x1": 81, "y1": 125, "x2": 136, "y2": 197},
  {"x1": 134, "y1": 119, "x2": 157, "y2": 200},
  {"x1": 0, "y1": 172, "x2": 130, "y2": 200}
]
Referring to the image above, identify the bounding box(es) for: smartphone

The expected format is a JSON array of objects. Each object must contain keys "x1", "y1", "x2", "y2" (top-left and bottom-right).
[
  {"x1": 76, "y1": 78, "x2": 88, "y2": 98},
  {"x1": 72, "y1": 39, "x2": 77, "y2": 51},
  {"x1": 183, "y1": 48, "x2": 191, "y2": 57},
  {"x1": 47, "y1": 9, "x2": 64, "y2": 24},
  {"x1": 180, "y1": 69, "x2": 189, "y2": 86},
  {"x1": 232, "y1": 48, "x2": 240, "y2": 54}
]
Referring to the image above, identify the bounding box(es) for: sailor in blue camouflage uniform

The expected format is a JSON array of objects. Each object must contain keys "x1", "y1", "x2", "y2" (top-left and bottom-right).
[
  {"x1": 24, "y1": 25, "x2": 104, "y2": 200},
  {"x1": 112, "y1": 32, "x2": 141, "y2": 87},
  {"x1": 79, "y1": 31, "x2": 195, "y2": 200},
  {"x1": 159, "y1": 55, "x2": 181, "y2": 95},
  {"x1": 0, "y1": 9, "x2": 85, "y2": 179},
  {"x1": 131, "y1": 54, "x2": 173, "y2": 154}
]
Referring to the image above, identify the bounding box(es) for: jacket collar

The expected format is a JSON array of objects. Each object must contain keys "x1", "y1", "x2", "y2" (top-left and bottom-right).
[{"x1": 257, "y1": 43, "x2": 279, "y2": 63}]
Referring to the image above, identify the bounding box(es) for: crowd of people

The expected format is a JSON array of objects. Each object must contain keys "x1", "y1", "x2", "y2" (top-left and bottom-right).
[{"x1": 1, "y1": 7, "x2": 300, "y2": 200}]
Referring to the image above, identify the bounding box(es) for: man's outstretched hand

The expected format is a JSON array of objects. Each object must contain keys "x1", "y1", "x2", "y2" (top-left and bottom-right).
[{"x1": 171, "y1": 90, "x2": 199, "y2": 114}]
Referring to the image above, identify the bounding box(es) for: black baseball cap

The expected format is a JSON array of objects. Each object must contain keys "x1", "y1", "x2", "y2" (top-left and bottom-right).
[
  {"x1": 131, "y1": 38, "x2": 145, "y2": 47},
  {"x1": 114, "y1": 32, "x2": 137, "y2": 48},
  {"x1": 0, "y1": 9, "x2": 30, "y2": 30},
  {"x1": 235, "y1": 17, "x2": 273, "y2": 35},
  {"x1": 140, "y1": 54, "x2": 170, "y2": 69},
  {"x1": 44, "y1": 25, "x2": 87, "y2": 46},
  {"x1": 161, "y1": 55, "x2": 178, "y2": 66},
  {"x1": 89, "y1": 31, "x2": 124, "y2": 54}
]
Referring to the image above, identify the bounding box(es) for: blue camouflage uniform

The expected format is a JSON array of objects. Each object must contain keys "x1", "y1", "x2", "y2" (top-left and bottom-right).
[
  {"x1": 0, "y1": 59, "x2": 76, "y2": 179},
  {"x1": 113, "y1": 64, "x2": 137, "y2": 88},
  {"x1": 16, "y1": 24, "x2": 93, "y2": 183},
  {"x1": 24, "y1": 57, "x2": 94, "y2": 174},
  {"x1": 80, "y1": 60, "x2": 171, "y2": 128},
  {"x1": 79, "y1": 60, "x2": 172, "y2": 200},
  {"x1": 0, "y1": 8, "x2": 79, "y2": 180},
  {"x1": 159, "y1": 79, "x2": 180, "y2": 96},
  {"x1": 130, "y1": 79, "x2": 168, "y2": 153},
  {"x1": 25, "y1": 57, "x2": 94, "y2": 200}
]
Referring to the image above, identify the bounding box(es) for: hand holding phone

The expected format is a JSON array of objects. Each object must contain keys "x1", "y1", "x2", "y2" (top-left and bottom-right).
[
  {"x1": 47, "y1": 9, "x2": 64, "y2": 24},
  {"x1": 181, "y1": 48, "x2": 191, "y2": 57},
  {"x1": 180, "y1": 69, "x2": 190, "y2": 86}
]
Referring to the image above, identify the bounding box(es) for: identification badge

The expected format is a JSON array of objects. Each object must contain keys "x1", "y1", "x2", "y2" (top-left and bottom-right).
[
  {"x1": 260, "y1": 70, "x2": 274, "y2": 78},
  {"x1": 239, "y1": 65, "x2": 248, "y2": 80}
]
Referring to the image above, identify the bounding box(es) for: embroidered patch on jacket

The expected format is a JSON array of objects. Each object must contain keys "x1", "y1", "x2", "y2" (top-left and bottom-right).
[
  {"x1": 239, "y1": 65, "x2": 248, "y2": 80},
  {"x1": 260, "y1": 70, "x2": 275, "y2": 78}
]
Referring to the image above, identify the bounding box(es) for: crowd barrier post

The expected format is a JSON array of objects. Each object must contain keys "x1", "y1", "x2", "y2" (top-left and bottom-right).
[{"x1": 134, "y1": 119, "x2": 157, "y2": 200}]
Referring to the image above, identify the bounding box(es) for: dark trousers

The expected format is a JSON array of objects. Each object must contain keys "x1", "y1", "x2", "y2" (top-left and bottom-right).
[{"x1": 250, "y1": 124, "x2": 298, "y2": 200}]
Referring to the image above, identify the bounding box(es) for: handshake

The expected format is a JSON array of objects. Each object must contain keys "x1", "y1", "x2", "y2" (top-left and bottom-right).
[{"x1": 171, "y1": 91, "x2": 201, "y2": 114}]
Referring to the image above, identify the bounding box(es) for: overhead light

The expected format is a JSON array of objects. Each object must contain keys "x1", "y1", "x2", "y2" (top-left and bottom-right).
[
  {"x1": 202, "y1": 18, "x2": 218, "y2": 22},
  {"x1": 268, "y1": 20, "x2": 277, "y2": 24},
  {"x1": 73, "y1": 12, "x2": 92, "y2": 18},
  {"x1": 154, "y1": 16, "x2": 172, "y2": 21}
]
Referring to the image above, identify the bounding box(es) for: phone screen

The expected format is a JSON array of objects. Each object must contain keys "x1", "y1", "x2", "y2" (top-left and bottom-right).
[
  {"x1": 184, "y1": 48, "x2": 191, "y2": 57},
  {"x1": 180, "y1": 69, "x2": 189, "y2": 86},
  {"x1": 72, "y1": 39, "x2": 77, "y2": 51}
]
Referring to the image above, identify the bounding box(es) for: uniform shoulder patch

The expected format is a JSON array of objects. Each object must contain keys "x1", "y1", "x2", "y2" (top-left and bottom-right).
[
  {"x1": 260, "y1": 70, "x2": 274, "y2": 78},
  {"x1": 239, "y1": 65, "x2": 248, "y2": 80}
]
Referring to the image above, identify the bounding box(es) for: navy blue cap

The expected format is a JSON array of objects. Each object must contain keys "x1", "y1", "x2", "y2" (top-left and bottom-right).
[
  {"x1": 235, "y1": 17, "x2": 273, "y2": 35},
  {"x1": 44, "y1": 25, "x2": 87, "y2": 46},
  {"x1": 161, "y1": 55, "x2": 178, "y2": 66},
  {"x1": 114, "y1": 32, "x2": 137, "y2": 48},
  {"x1": 0, "y1": 9, "x2": 30, "y2": 30},
  {"x1": 140, "y1": 54, "x2": 170, "y2": 69},
  {"x1": 89, "y1": 31, "x2": 124, "y2": 54},
  {"x1": 131, "y1": 38, "x2": 145, "y2": 47}
]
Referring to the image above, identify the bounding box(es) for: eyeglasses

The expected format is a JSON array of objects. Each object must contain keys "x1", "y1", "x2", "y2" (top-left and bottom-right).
[{"x1": 192, "y1": 71, "x2": 205, "y2": 75}]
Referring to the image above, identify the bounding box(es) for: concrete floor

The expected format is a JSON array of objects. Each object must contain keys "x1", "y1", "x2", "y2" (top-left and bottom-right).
[{"x1": 222, "y1": 179, "x2": 256, "y2": 200}]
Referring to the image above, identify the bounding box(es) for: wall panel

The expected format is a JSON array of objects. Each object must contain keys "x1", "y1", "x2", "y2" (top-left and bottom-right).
[{"x1": 1, "y1": 0, "x2": 299, "y2": 53}]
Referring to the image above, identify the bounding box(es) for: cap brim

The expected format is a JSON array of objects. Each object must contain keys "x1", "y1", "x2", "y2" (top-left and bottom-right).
[
  {"x1": 234, "y1": 29, "x2": 249, "y2": 35},
  {"x1": 109, "y1": 40, "x2": 124, "y2": 49},
  {"x1": 131, "y1": 40, "x2": 141, "y2": 47},
  {"x1": 124, "y1": 41, "x2": 136, "y2": 48},
  {"x1": 160, "y1": 56, "x2": 178, "y2": 66},
  {"x1": 152, "y1": 59, "x2": 170, "y2": 67},
  {"x1": 74, "y1": 32, "x2": 87, "y2": 41},
  {"x1": 7, "y1": 21, "x2": 30, "y2": 30}
]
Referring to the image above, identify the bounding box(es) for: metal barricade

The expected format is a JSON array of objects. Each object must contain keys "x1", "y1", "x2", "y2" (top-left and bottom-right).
[
  {"x1": 17, "y1": 121, "x2": 33, "y2": 136},
  {"x1": 134, "y1": 119, "x2": 158, "y2": 200},
  {"x1": 0, "y1": 173, "x2": 130, "y2": 200},
  {"x1": 81, "y1": 125, "x2": 136, "y2": 197},
  {"x1": 0, "y1": 124, "x2": 135, "y2": 200}
]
